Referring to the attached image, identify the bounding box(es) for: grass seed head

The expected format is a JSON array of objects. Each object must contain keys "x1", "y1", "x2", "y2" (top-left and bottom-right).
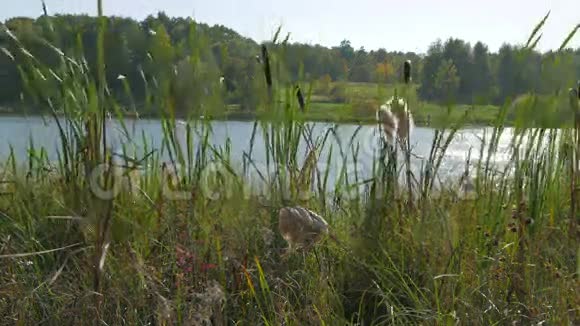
[{"x1": 278, "y1": 206, "x2": 329, "y2": 251}]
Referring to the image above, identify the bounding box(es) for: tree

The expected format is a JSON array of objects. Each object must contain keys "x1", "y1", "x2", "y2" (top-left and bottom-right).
[
  {"x1": 0, "y1": 32, "x2": 21, "y2": 105},
  {"x1": 375, "y1": 61, "x2": 395, "y2": 83},
  {"x1": 471, "y1": 41, "x2": 493, "y2": 103},
  {"x1": 419, "y1": 40, "x2": 444, "y2": 100},
  {"x1": 374, "y1": 48, "x2": 388, "y2": 63},
  {"x1": 148, "y1": 24, "x2": 175, "y2": 75},
  {"x1": 1, "y1": 12, "x2": 579, "y2": 119},
  {"x1": 337, "y1": 39, "x2": 354, "y2": 62},
  {"x1": 322, "y1": 50, "x2": 345, "y2": 80},
  {"x1": 434, "y1": 59, "x2": 460, "y2": 102},
  {"x1": 496, "y1": 44, "x2": 518, "y2": 102},
  {"x1": 443, "y1": 38, "x2": 472, "y2": 102},
  {"x1": 349, "y1": 47, "x2": 373, "y2": 82}
]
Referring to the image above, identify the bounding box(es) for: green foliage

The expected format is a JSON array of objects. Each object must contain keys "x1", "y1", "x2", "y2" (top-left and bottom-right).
[
  {"x1": 1, "y1": 13, "x2": 578, "y2": 119},
  {"x1": 1, "y1": 6, "x2": 580, "y2": 325},
  {"x1": 420, "y1": 38, "x2": 580, "y2": 106},
  {"x1": 471, "y1": 42, "x2": 494, "y2": 103},
  {"x1": 434, "y1": 59, "x2": 461, "y2": 102}
]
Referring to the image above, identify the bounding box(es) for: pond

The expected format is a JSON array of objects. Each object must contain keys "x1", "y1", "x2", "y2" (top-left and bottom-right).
[{"x1": 0, "y1": 116, "x2": 516, "y2": 189}]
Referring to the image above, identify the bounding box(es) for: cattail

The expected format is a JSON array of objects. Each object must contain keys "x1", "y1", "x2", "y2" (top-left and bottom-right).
[
  {"x1": 295, "y1": 85, "x2": 305, "y2": 111},
  {"x1": 160, "y1": 161, "x2": 180, "y2": 192},
  {"x1": 393, "y1": 102, "x2": 414, "y2": 142},
  {"x1": 376, "y1": 103, "x2": 398, "y2": 144},
  {"x1": 377, "y1": 97, "x2": 414, "y2": 144},
  {"x1": 403, "y1": 60, "x2": 412, "y2": 84},
  {"x1": 261, "y1": 44, "x2": 272, "y2": 88},
  {"x1": 278, "y1": 206, "x2": 339, "y2": 252},
  {"x1": 127, "y1": 167, "x2": 141, "y2": 196}
]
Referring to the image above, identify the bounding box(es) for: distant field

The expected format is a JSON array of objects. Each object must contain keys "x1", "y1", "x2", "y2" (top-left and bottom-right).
[{"x1": 294, "y1": 81, "x2": 502, "y2": 126}]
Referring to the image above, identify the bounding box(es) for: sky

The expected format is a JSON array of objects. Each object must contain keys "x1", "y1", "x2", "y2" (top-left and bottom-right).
[{"x1": 1, "y1": 0, "x2": 578, "y2": 53}]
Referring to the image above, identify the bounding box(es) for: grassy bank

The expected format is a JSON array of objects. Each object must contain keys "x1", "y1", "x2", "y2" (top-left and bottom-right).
[
  {"x1": 0, "y1": 81, "x2": 503, "y2": 127},
  {"x1": 1, "y1": 111, "x2": 579, "y2": 325},
  {"x1": 1, "y1": 5, "x2": 579, "y2": 325}
]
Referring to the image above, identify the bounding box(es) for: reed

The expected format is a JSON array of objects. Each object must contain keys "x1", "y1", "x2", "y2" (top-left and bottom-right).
[{"x1": 0, "y1": 4, "x2": 578, "y2": 324}]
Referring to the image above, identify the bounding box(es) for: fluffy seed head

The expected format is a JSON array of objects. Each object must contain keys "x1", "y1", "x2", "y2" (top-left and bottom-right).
[{"x1": 278, "y1": 206, "x2": 329, "y2": 250}]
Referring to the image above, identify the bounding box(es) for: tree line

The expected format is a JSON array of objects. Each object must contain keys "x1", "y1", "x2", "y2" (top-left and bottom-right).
[
  {"x1": 0, "y1": 12, "x2": 578, "y2": 115},
  {"x1": 419, "y1": 38, "x2": 579, "y2": 105}
]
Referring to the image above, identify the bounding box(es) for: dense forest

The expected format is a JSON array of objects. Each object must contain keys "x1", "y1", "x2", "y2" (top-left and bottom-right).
[{"x1": 0, "y1": 12, "x2": 579, "y2": 115}]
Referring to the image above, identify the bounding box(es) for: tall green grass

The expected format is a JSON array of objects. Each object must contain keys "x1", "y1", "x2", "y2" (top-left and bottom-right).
[{"x1": 0, "y1": 4, "x2": 579, "y2": 324}]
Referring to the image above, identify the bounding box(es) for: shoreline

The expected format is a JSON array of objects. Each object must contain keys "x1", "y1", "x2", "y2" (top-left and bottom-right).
[{"x1": 0, "y1": 110, "x2": 504, "y2": 128}]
